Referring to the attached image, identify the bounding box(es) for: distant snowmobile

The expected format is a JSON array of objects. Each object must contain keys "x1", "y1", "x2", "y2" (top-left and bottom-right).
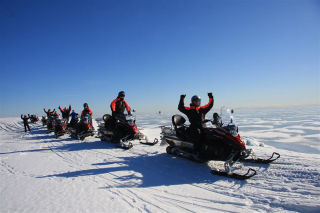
[
  {"x1": 161, "y1": 111, "x2": 280, "y2": 180},
  {"x1": 69, "y1": 114, "x2": 95, "y2": 140},
  {"x1": 97, "y1": 114, "x2": 158, "y2": 149},
  {"x1": 46, "y1": 116, "x2": 55, "y2": 132},
  {"x1": 53, "y1": 118, "x2": 67, "y2": 138},
  {"x1": 41, "y1": 116, "x2": 47, "y2": 126},
  {"x1": 30, "y1": 115, "x2": 39, "y2": 123}
]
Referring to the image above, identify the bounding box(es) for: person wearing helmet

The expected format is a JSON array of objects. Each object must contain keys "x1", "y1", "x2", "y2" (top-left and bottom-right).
[
  {"x1": 81, "y1": 103, "x2": 93, "y2": 128},
  {"x1": 44, "y1": 108, "x2": 59, "y2": 118},
  {"x1": 178, "y1": 92, "x2": 214, "y2": 150},
  {"x1": 59, "y1": 105, "x2": 72, "y2": 124},
  {"x1": 110, "y1": 91, "x2": 132, "y2": 121},
  {"x1": 21, "y1": 114, "x2": 31, "y2": 132},
  {"x1": 213, "y1": 112, "x2": 223, "y2": 127},
  {"x1": 81, "y1": 103, "x2": 92, "y2": 117}
]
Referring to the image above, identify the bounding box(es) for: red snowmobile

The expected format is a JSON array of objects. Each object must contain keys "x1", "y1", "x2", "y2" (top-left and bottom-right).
[
  {"x1": 161, "y1": 112, "x2": 280, "y2": 180},
  {"x1": 53, "y1": 118, "x2": 67, "y2": 138}
]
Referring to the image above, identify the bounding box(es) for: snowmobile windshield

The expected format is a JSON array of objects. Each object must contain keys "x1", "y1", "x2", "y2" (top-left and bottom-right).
[
  {"x1": 226, "y1": 124, "x2": 238, "y2": 136},
  {"x1": 126, "y1": 115, "x2": 135, "y2": 125},
  {"x1": 82, "y1": 115, "x2": 90, "y2": 124}
]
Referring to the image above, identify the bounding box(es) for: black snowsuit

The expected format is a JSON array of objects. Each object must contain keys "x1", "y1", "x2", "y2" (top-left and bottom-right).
[
  {"x1": 59, "y1": 105, "x2": 71, "y2": 123},
  {"x1": 110, "y1": 97, "x2": 131, "y2": 122},
  {"x1": 21, "y1": 115, "x2": 31, "y2": 132},
  {"x1": 178, "y1": 96, "x2": 214, "y2": 149}
]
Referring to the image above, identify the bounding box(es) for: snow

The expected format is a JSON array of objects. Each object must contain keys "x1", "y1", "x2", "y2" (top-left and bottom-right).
[{"x1": 1, "y1": 106, "x2": 320, "y2": 213}]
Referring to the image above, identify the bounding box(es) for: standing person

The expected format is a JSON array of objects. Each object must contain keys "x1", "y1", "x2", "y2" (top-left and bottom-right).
[
  {"x1": 178, "y1": 92, "x2": 214, "y2": 151},
  {"x1": 21, "y1": 114, "x2": 31, "y2": 132},
  {"x1": 110, "y1": 91, "x2": 132, "y2": 122},
  {"x1": 59, "y1": 105, "x2": 72, "y2": 123}
]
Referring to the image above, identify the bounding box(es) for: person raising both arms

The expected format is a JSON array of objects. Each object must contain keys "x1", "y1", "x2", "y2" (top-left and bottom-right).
[
  {"x1": 178, "y1": 92, "x2": 214, "y2": 151},
  {"x1": 21, "y1": 114, "x2": 31, "y2": 132},
  {"x1": 59, "y1": 105, "x2": 72, "y2": 123}
]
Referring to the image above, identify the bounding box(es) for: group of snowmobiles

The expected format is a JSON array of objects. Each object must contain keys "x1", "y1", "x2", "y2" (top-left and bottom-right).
[
  {"x1": 43, "y1": 112, "x2": 95, "y2": 140},
  {"x1": 38, "y1": 92, "x2": 280, "y2": 180}
]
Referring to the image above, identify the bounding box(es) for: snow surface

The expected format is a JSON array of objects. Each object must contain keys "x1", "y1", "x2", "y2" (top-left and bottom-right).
[{"x1": 1, "y1": 106, "x2": 320, "y2": 213}]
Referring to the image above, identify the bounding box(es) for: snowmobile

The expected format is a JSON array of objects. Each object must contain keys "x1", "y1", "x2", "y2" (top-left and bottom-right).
[
  {"x1": 68, "y1": 115, "x2": 79, "y2": 129},
  {"x1": 41, "y1": 116, "x2": 47, "y2": 126},
  {"x1": 161, "y1": 112, "x2": 280, "y2": 180},
  {"x1": 69, "y1": 114, "x2": 95, "y2": 140},
  {"x1": 53, "y1": 118, "x2": 67, "y2": 138},
  {"x1": 46, "y1": 116, "x2": 55, "y2": 132},
  {"x1": 30, "y1": 115, "x2": 39, "y2": 123},
  {"x1": 97, "y1": 114, "x2": 158, "y2": 149}
]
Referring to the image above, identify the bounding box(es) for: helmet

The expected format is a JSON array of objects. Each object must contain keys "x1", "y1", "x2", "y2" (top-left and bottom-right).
[
  {"x1": 118, "y1": 91, "x2": 125, "y2": 98},
  {"x1": 83, "y1": 103, "x2": 88, "y2": 108},
  {"x1": 213, "y1": 112, "x2": 219, "y2": 119},
  {"x1": 191, "y1": 95, "x2": 201, "y2": 107}
]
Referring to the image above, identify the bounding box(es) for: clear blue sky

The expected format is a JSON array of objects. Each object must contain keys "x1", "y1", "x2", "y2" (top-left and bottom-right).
[{"x1": 1, "y1": 0, "x2": 319, "y2": 117}]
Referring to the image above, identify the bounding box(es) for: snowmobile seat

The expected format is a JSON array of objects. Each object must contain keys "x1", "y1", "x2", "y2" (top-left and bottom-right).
[{"x1": 172, "y1": 115, "x2": 188, "y2": 140}]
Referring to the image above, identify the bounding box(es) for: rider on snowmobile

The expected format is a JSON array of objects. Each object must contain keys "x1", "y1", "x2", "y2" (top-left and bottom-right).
[
  {"x1": 178, "y1": 93, "x2": 214, "y2": 150},
  {"x1": 213, "y1": 112, "x2": 223, "y2": 127},
  {"x1": 110, "y1": 91, "x2": 132, "y2": 122},
  {"x1": 81, "y1": 103, "x2": 93, "y2": 129},
  {"x1": 70, "y1": 110, "x2": 78, "y2": 119},
  {"x1": 44, "y1": 108, "x2": 59, "y2": 118},
  {"x1": 58, "y1": 105, "x2": 72, "y2": 123}
]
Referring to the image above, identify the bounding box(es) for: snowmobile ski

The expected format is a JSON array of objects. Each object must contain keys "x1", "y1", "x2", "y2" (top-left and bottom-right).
[
  {"x1": 211, "y1": 168, "x2": 257, "y2": 180},
  {"x1": 241, "y1": 152, "x2": 280, "y2": 164},
  {"x1": 139, "y1": 138, "x2": 159, "y2": 146}
]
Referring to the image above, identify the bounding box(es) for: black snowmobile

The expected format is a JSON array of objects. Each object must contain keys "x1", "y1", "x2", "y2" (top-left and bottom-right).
[
  {"x1": 41, "y1": 116, "x2": 47, "y2": 126},
  {"x1": 29, "y1": 114, "x2": 39, "y2": 123},
  {"x1": 97, "y1": 114, "x2": 158, "y2": 149},
  {"x1": 46, "y1": 116, "x2": 55, "y2": 132},
  {"x1": 68, "y1": 115, "x2": 79, "y2": 129},
  {"x1": 161, "y1": 111, "x2": 280, "y2": 180},
  {"x1": 69, "y1": 114, "x2": 95, "y2": 140}
]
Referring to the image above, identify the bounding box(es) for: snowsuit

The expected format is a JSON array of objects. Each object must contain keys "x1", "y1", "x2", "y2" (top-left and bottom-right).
[
  {"x1": 110, "y1": 98, "x2": 131, "y2": 122},
  {"x1": 178, "y1": 96, "x2": 214, "y2": 149},
  {"x1": 59, "y1": 105, "x2": 71, "y2": 123},
  {"x1": 81, "y1": 107, "x2": 93, "y2": 129},
  {"x1": 43, "y1": 109, "x2": 58, "y2": 118},
  {"x1": 21, "y1": 115, "x2": 31, "y2": 132},
  {"x1": 81, "y1": 107, "x2": 92, "y2": 117},
  {"x1": 70, "y1": 112, "x2": 78, "y2": 119}
]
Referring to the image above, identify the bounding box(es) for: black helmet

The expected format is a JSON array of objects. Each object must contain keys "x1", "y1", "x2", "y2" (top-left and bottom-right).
[
  {"x1": 213, "y1": 112, "x2": 220, "y2": 119},
  {"x1": 191, "y1": 95, "x2": 201, "y2": 106},
  {"x1": 118, "y1": 91, "x2": 125, "y2": 98},
  {"x1": 83, "y1": 103, "x2": 88, "y2": 108}
]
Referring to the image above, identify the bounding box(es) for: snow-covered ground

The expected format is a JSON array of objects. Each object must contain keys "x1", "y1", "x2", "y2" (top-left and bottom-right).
[{"x1": 1, "y1": 106, "x2": 319, "y2": 212}]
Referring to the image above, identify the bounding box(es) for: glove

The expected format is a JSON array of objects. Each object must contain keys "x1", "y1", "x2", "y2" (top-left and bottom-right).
[
  {"x1": 208, "y1": 93, "x2": 213, "y2": 98},
  {"x1": 180, "y1": 94, "x2": 186, "y2": 99}
]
